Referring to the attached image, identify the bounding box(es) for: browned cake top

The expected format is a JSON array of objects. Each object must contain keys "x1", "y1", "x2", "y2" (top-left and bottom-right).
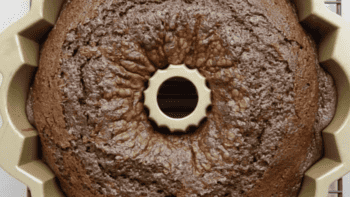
[{"x1": 30, "y1": 0, "x2": 337, "y2": 196}]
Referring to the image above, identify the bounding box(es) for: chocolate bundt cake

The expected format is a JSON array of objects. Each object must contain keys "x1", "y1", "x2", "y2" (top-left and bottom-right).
[{"x1": 26, "y1": 0, "x2": 337, "y2": 196}]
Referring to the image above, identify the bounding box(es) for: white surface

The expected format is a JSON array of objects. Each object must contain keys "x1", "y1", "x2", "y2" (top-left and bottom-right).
[
  {"x1": 343, "y1": 0, "x2": 350, "y2": 23},
  {"x1": 0, "y1": 0, "x2": 349, "y2": 197},
  {"x1": 0, "y1": 167, "x2": 27, "y2": 197},
  {"x1": 325, "y1": 3, "x2": 337, "y2": 13},
  {"x1": 345, "y1": 172, "x2": 350, "y2": 197}
]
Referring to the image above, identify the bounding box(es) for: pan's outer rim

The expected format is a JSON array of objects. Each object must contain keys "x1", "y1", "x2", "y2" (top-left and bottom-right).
[{"x1": 0, "y1": 0, "x2": 349, "y2": 196}]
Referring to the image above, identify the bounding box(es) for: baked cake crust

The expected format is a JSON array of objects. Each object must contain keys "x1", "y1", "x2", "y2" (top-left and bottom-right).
[{"x1": 30, "y1": 0, "x2": 337, "y2": 196}]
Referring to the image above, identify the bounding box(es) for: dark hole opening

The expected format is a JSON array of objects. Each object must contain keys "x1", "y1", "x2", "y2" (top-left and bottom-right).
[{"x1": 157, "y1": 77, "x2": 198, "y2": 119}]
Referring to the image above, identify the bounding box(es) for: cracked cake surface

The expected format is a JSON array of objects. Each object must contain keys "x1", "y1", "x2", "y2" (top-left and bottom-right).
[{"x1": 27, "y1": 0, "x2": 337, "y2": 196}]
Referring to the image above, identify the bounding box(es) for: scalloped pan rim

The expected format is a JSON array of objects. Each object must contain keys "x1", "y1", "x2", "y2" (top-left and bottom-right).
[{"x1": 0, "y1": 0, "x2": 349, "y2": 196}]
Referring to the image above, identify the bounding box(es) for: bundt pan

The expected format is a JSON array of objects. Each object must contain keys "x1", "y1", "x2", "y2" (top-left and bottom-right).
[{"x1": 0, "y1": 0, "x2": 349, "y2": 196}]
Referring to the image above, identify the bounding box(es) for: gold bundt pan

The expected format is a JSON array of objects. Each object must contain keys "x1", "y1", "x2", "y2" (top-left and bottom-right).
[{"x1": 0, "y1": 0, "x2": 349, "y2": 196}]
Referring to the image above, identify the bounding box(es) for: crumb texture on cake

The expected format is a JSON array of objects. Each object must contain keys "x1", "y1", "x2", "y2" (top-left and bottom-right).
[{"x1": 29, "y1": 0, "x2": 337, "y2": 196}]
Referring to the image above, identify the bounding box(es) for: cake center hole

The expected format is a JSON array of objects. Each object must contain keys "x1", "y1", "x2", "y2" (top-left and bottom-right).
[{"x1": 157, "y1": 77, "x2": 198, "y2": 119}]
